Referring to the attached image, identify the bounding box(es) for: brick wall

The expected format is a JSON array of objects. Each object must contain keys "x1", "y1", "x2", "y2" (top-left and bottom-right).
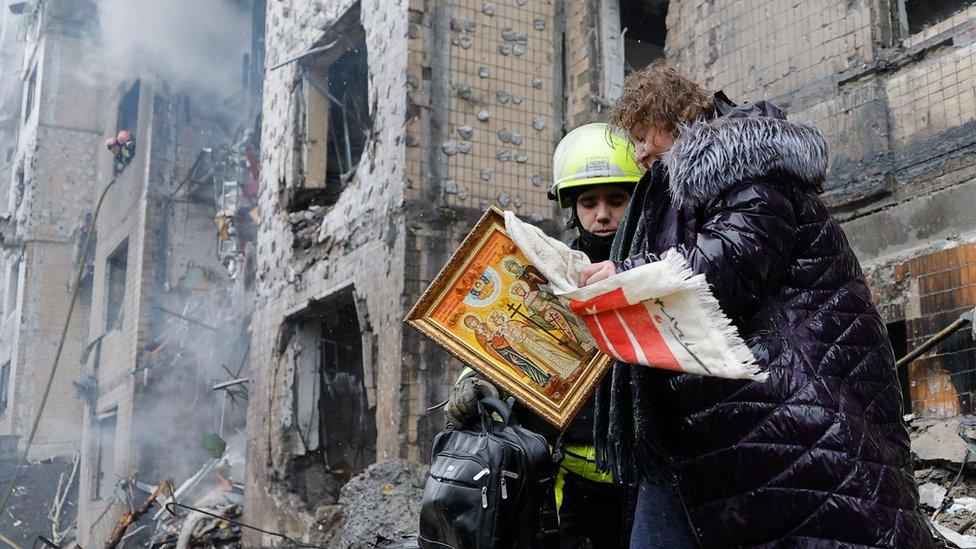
[{"x1": 668, "y1": 0, "x2": 876, "y2": 99}]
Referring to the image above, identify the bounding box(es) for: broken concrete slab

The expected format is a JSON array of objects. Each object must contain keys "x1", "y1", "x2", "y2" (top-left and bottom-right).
[
  {"x1": 337, "y1": 459, "x2": 427, "y2": 548},
  {"x1": 933, "y1": 521, "x2": 976, "y2": 548},
  {"x1": 919, "y1": 481, "x2": 948, "y2": 509},
  {"x1": 912, "y1": 418, "x2": 969, "y2": 465}
]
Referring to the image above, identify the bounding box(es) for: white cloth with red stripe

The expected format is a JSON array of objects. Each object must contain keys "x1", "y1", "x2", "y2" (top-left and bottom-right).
[{"x1": 504, "y1": 211, "x2": 766, "y2": 381}]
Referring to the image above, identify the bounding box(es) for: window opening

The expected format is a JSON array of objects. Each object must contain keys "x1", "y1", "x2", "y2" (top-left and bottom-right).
[
  {"x1": 618, "y1": 0, "x2": 668, "y2": 75},
  {"x1": 900, "y1": 0, "x2": 976, "y2": 35},
  {"x1": 288, "y1": 288, "x2": 376, "y2": 505},
  {"x1": 117, "y1": 80, "x2": 140, "y2": 137},
  {"x1": 105, "y1": 240, "x2": 128, "y2": 330},
  {"x1": 322, "y1": 42, "x2": 370, "y2": 191},
  {"x1": 887, "y1": 320, "x2": 911, "y2": 414},
  {"x1": 6, "y1": 255, "x2": 20, "y2": 316},
  {"x1": 22, "y1": 66, "x2": 36, "y2": 122},
  {"x1": 317, "y1": 292, "x2": 375, "y2": 477},
  {"x1": 94, "y1": 409, "x2": 117, "y2": 500},
  {"x1": 291, "y1": 3, "x2": 370, "y2": 211},
  {"x1": 0, "y1": 361, "x2": 10, "y2": 417}
]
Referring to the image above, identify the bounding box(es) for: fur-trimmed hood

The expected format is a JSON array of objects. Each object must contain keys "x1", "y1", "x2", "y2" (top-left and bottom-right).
[{"x1": 663, "y1": 115, "x2": 828, "y2": 209}]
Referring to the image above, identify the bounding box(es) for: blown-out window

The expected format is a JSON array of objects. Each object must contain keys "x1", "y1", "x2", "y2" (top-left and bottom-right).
[
  {"x1": 94, "y1": 409, "x2": 117, "y2": 500},
  {"x1": 290, "y1": 3, "x2": 371, "y2": 210},
  {"x1": 287, "y1": 287, "x2": 376, "y2": 504},
  {"x1": 117, "y1": 80, "x2": 140, "y2": 136},
  {"x1": 22, "y1": 66, "x2": 36, "y2": 122},
  {"x1": 0, "y1": 361, "x2": 10, "y2": 417},
  {"x1": 619, "y1": 0, "x2": 668, "y2": 75},
  {"x1": 105, "y1": 240, "x2": 128, "y2": 330}
]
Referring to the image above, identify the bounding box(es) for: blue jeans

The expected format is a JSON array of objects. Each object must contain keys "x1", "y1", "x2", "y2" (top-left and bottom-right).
[{"x1": 629, "y1": 480, "x2": 698, "y2": 548}]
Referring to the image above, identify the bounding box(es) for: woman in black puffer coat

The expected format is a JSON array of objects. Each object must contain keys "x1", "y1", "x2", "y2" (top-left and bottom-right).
[{"x1": 581, "y1": 62, "x2": 932, "y2": 547}]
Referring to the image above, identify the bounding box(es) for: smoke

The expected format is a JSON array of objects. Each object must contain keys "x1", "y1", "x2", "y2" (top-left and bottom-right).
[{"x1": 93, "y1": 0, "x2": 252, "y2": 101}]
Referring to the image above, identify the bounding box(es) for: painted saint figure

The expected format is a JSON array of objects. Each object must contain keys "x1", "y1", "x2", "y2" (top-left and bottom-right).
[
  {"x1": 510, "y1": 282, "x2": 596, "y2": 354},
  {"x1": 488, "y1": 311, "x2": 580, "y2": 380},
  {"x1": 503, "y1": 258, "x2": 549, "y2": 292},
  {"x1": 463, "y1": 314, "x2": 552, "y2": 387}
]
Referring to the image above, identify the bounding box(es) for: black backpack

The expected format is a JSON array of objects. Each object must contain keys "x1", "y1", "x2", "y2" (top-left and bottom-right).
[{"x1": 418, "y1": 397, "x2": 559, "y2": 549}]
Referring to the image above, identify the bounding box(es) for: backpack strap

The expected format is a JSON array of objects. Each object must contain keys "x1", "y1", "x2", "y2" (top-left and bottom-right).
[
  {"x1": 551, "y1": 431, "x2": 565, "y2": 467},
  {"x1": 478, "y1": 396, "x2": 513, "y2": 432},
  {"x1": 538, "y1": 472, "x2": 560, "y2": 548}
]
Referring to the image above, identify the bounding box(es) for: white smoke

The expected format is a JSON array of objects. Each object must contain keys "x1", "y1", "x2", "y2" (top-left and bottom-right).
[{"x1": 94, "y1": 0, "x2": 252, "y2": 100}]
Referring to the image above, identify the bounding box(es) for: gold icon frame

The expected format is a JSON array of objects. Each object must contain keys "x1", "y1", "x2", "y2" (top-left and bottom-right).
[{"x1": 406, "y1": 207, "x2": 612, "y2": 429}]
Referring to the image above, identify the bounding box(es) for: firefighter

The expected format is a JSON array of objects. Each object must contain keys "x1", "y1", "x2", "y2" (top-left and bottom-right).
[{"x1": 444, "y1": 123, "x2": 641, "y2": 548}]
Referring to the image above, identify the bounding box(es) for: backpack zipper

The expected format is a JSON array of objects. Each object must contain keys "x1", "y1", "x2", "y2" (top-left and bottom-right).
[
  {"x1": 500, "y1": 470, "x2": 519, "y2": 500},
  {"x1": 473, "y1": 467, "x2": 491, "y2": 508}
]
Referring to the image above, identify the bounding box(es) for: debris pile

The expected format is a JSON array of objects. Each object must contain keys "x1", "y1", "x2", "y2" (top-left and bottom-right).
[
  {"x1": 148, "y1": 432, "x2": 245, "y2": 548},
  {"x1": 320, "y1": 459, "x2": 427, "y2": 548},
  {"x1": 152, "y1": 503, "x2": 242, "y2": 548},
  {"x1": 911, "y1": 417, "x2": 976, "y2": 548},
  {"x1": 0, "y1": 451, "x2": 79, "y2": 548}
]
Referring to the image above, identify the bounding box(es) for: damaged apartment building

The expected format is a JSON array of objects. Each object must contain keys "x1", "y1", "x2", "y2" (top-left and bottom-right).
[
  {"x1": 75, "y1": 4, "x2": 267, "y2": 546},
  {"x1": 245, "y1": 0, "x2": 667, "y2": 541},
  {"x1": 248, "y1": 0, "x2": 976, "y2": 543},
  {"x1": 0, "y1": 0, "x2": 266, "y2": 546}
]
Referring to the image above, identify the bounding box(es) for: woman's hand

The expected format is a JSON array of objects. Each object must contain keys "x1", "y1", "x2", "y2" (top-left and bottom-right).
[{"x1": 579, "y1": 260, "x2": 616, "y2": 287}]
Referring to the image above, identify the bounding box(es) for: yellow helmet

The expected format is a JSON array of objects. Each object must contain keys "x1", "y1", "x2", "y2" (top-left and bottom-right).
[{"x1": 549, "y1": 123, "x2": 642, "y2": 208}]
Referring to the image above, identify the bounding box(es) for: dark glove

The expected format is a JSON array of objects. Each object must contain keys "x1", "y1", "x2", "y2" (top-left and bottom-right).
[{"x1": 444, "y1": 376, "x2": 499, "y2": 427}]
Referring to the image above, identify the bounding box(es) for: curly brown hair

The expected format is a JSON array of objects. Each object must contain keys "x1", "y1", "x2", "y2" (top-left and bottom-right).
[{"x1": 606, "y1": 59, "x2": 714, "y2": 137}]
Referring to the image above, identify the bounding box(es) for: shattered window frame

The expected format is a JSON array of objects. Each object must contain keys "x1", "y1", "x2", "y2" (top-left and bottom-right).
[
  {"x1": 285, "y1": 287, "x2": 378, "y2": 503},
  {"x1": 290, "y1": 2, "x2": 371, "y2": 211},
  {"x1": 618, "y1": 0, "x2": 668, "y2": 75}
]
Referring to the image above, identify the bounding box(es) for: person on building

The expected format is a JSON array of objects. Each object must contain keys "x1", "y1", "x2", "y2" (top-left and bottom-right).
[
  {"x1": 577, "y1": 60, "x2": 932, "y2": 548},
  {"x1": 444, "y1": 123, "x2": 640, "y2": 549}
]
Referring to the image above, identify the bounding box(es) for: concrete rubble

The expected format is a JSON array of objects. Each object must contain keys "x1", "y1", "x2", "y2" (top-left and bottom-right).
[
  {"x1": 331, "y1": 460, "x2": 427, "y2": 548},
  {"x1": 147, "y1": 433, "x2": 246, "y2": 547},
  {"x1": 912, "y1": 417, "x2": 976, "y2": 547}
]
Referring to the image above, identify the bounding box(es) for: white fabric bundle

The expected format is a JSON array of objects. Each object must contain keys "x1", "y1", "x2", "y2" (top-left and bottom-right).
[{"x1": 504, "y1": 211, "x2": 765, "y2": 381}]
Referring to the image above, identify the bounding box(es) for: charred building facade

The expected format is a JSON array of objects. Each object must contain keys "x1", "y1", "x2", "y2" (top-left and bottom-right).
[{"x1": 0, "y1": 0, "x2": 264, "y2": 545}]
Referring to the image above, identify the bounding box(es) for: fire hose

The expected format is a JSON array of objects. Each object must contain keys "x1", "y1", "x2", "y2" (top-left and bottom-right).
[{"x1": 0, "y1": 175, "x2": 118, "y2": 518}]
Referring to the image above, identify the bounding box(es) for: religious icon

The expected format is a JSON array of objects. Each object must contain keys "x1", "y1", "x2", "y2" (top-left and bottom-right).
[{"x1": 406, "y1": 207, "x2": 612, "y2": 429}]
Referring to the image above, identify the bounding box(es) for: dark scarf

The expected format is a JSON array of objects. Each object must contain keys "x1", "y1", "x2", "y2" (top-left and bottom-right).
[
  {"x1": 592, "y1": 162, "x2": 675, "y2": 484},
  {"x1": 573, "y1": 226, "x2": 614, "y2": 263}
]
